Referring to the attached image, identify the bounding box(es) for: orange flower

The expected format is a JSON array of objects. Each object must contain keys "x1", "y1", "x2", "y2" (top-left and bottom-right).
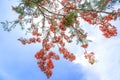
[
  {"x1": 32, "y1": 28, "x2": 38, "y2": 36},
  {"x1": 47, "y1": 59, "x2": 54, "y2": 69},
  {"x1": 81, "y1": 43, "x2": 88, "y2": 48},
  {"x1": 18, "y1": 15, "x2": 23, "y2": 20},
  {"x1": 54, "y1": 55, "x2": 60, "y2": 60},
  {"x1": 50, "y1": 25, "x2": 56, "y2": 33},
  {"x1": 69, "y1": 53, "x2": 76, "y2": 61},
  {"x1": 48, "y1": 51, "x2": 55, "y2": 57},
  {"x1": 84, "y1": 52, "x2": 95, "y2": 64},
  {"x1": 99, "y1": 24, "x2": 117, "y2": 38},
  {"x1": 29, "y1": 37, "x2": 36, "y2": 43},
  {"x1": 35, "y1": 49, "x2": 47, "y2": 59},
  {"x1": 36, "y1": 38, "x2": 41, "y2": 42},
  {"x1": 18, "y1": 38, "x2": 26, "y2": 45},
  {"x1": 59, "y1": 22, "x2": 66, "y2": 31},
  {"x1": 45, "y1": 43, "x2": 51, "y2": 51},
  {"x1": 45, "y1": 69, "x2": 52, "y2": 79}
]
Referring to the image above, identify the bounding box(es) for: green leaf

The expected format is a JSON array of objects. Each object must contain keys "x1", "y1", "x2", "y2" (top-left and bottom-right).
[
  {"x1": 63, "y1": 11, "x2": 78, "y2": 26},
  {"x1": 94, "y1": 0, "x2": 107, "y2": 10},
  {"x1": 21, "y1": 0, "x2": 26, "y2": 3}
]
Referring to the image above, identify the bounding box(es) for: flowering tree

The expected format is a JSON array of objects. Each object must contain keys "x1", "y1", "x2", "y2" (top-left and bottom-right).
[{"x1": 1, "y1": 0, "x2": 120, "y2": 78}]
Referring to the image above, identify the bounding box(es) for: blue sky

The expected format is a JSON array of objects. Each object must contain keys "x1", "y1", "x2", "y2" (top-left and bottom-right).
[{"x1": 0, "y1": 0, "x2": 120, "y2": 80}]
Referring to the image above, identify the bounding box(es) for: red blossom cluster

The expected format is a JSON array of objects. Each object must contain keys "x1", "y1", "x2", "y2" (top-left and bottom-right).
[
  {"x1": 99, "y1": 24, "x2": 117, "y2": 38},
  {"x1": 80, "y1": 12, "x2": 98, "y2": 24},
  {"x1": 59, "y1": 22, "x2": 66, "y2": 31},
  {"x1": 50, "y1": 25, "x2": 56, "y2": 34},
  {"x1": 18, "y1": 37, "x2": 41, "y2": 45},
  {"x1": 98, "y1": 14, "x2": 117, "y2": 38},
  {"x1": 59, "y1": 47, "x2": 76, "y2": 61},
  {"x1": 103, "y1": 14, "x2": 114, "y2": 22},
  {"x1": 61, "y1": 0, "x2": 77, "y2": 11},
  {"x1": 81, "y1": 43, "x2": 88, "y2": 48},
  {"x1": 18, "y1": 15, "x2": 23, "y2": 20},
  {"x1": 84, "y1": 52, "x2": 95, "y2": 64},
  {"x1": 32, "y1": 28, "x2": 42, "y2": 36},
  {"x1": 52, "y1": 36, "x2": 65, "y2": 47},
  {"x1": 35, "y1": 49, "x2": 60, "y2": 78},
  {"x1": 80, "y1": 12, "x2": 118, "y2": 38},
  {"x1": 18, "y1": 27, "x2": 43, "y2": 44}
]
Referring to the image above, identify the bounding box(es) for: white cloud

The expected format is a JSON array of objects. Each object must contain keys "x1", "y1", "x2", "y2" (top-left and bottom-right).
[{"x1": 73, "y1": 19, "x2": 120, "y2": 80}]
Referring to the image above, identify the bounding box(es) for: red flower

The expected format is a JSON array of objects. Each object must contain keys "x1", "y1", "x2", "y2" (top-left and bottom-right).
[
  {"x1": 29, "y1": 37, "x2": 36, "y2": 43},
  {"x1": 18, "y1": 38, "x2": 26, "y2": 45},
  {"x1": 18, "y1": 15, "x2": 23, "y2": 20},
  {"x1": 36, "y1": 38, "x2": 41, "y2": 42},
  {"x1": 32, "y1": 28, "x2": 38, "y2": 36},
  {"x1": 84, "y1": 52, "x2": 95, "y2": 64},
  {"x1": 50, "y1": 25, "x2": 56, "y2": 33},
  {"x1": 47, "y1": 59, "x2": 54, "y2": 69},
  {"x1": 81, "y1": 43, "x2": 88, "y2": 48},
  {"x1": 59, "y1": 22, "x2": 66, "y2": 31},
  {"x1": 45, "y1": 69, "x2": 52, "y2": 79},
  {"x1": 45, "y1": 43, "x2": 51, "y2": 51},
  {"x1": 35, "y1": 49, "x2": 46, "y2": 59},
  {"x1": 99, "y1": 24, "x2": 117, "y2": 38}
]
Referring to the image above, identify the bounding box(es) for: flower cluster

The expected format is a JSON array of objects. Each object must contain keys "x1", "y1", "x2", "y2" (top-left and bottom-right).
[
  {"x1": 84, "y1": 52, "x2": 95, "y2": 64},
  {"x1": 35, "y1": 49, "x2": 60, "y2": 78},
  {"x1": 59, "y1": 47, "x2": 76, "y2": 61},
  {"x1": 32, "y1": 28, "x2": 41, "y2": 36},
  {"x1": 103, "y1": 14, "x2": 114, "y2": 22},
  {"x1": 99, "y1": 24, "x2": 117, "y2": 38},
  {"x1": 80, "y1": 12, "x2": 98, "y2": 24},
  {"x1": 81, "y1": 43, "x2": 88, "y2": 48},
  {"x1": 18, "y1": 37, "x2": 41, "y2": 45}
]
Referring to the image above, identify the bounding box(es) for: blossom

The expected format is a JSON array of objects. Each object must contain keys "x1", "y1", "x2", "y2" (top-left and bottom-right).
[
  {"x1": 81, "y1": 43, "x2": 88, "y2": 48},
  {"x1": 99, "y1": 24, "x2": 117, "y2": 38},
  {"x1": 84, "y1": 52, "x2": 95, "y2": 64}
]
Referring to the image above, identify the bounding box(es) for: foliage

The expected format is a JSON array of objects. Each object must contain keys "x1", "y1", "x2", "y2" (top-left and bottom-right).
[{"x1": 1, "y1": 0, "x2": 120, "y2": 79}]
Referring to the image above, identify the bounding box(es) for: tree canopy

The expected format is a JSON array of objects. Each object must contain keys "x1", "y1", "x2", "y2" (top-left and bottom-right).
[{"x1": 1, "y1": 0, "x2": 120, "y2": 78}]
